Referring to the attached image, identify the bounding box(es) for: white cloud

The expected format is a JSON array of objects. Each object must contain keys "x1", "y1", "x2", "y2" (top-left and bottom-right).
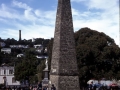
[
  {"x1": 12, "y1": 0, "x2": 31, "y2": 10},
  {"x1": 71, "y1": 0, "x2": 118, "y2": 10},
  {"x1": 1, "y1": 29, "x2": 18, "y2": 39},
  {"x1": 0, "y1": 18, "x2": 7, "y2": 22},
  {"x1": 24, "y1": 9, "x2": 37, "y2": 21},
  {"x1": 35, "y1": 10, "x2": 41, "y2": 17},
  {"x1": 22, "y1": 25, "x2": 54, "y2": 39},
  {"x1": 72, "y1": 8, "x2": 80, "y2": 16},
  {"x1": 0, "y1": 0, "x2": 56, "y2": 40},
  {"x1": 4, "y1": 24, "x2": 55, "y2": 40},
  {"x1": 71, "y1": 0, "x2": 119, "y2": 45},
  {"x1": 0, "y1": 0, "x2": 119, "y2": 47},
  {"x1": 87, "y1": 0, "x2": 118, "y2": 10},
  {"x1": 71, "y1": 0, "x2": 87, "y2": 3},
  {"x1": 0, "y1": 4, "x2": 18, "y2": 19}
]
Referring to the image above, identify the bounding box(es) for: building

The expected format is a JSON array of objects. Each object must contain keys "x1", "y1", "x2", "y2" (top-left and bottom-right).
[
  {"x1": 1, "y1": 48, "x2": 11, "y2": 54},
  {"x1": 0, "y1": 64, "x2": 20, "y2": 86},
  {"x1": 34, "y1": 44, "x2": 42, "y2": 48},
  {"x1": 34, "y1": 44, "x2": 44, "y2": 53},
  {"x1": 10, "y1": 45, "x2": 29, "y2": 48}
]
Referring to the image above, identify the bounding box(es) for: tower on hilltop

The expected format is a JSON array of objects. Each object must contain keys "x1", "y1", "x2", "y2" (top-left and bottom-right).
[
  {"x1": 19, "y1": 30, "x2": 21, "y2": 41},
  {"x1": 49, "y1": 0, "x2": 80, "y2": 90}
]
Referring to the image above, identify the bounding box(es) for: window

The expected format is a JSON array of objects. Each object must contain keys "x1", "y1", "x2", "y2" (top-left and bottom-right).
[
  {"x1": 4, "y1": 70, "x2": 6, "y2": 75},
  {"x1": 9, "y1": 70, "x2": 13, "y2": 74},
  {"x1": 12, "y1": 77, "x2": 16, "y2": 83}
]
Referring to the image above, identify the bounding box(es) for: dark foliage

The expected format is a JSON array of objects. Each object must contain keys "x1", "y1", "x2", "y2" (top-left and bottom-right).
[
  {"x1": 47, "y1": 38, "x2": 53, "y2": 72},
  {"x1": 75, "y1": 27, "x2": 120, "y2": 80},
  {"x1": 47, "y1": 27, "x2": 120, "y2": 84},
  {"x1": 1, "y1": 38, "x2": 49, "y2": 48}
]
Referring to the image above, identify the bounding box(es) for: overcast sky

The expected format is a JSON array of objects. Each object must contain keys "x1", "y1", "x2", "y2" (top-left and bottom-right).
[{"x1": 0, "y1": 0, "x2": 119, "y2": 45}]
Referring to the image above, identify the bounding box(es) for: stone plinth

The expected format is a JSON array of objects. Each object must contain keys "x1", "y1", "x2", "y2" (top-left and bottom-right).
[{"x1": 42, "y1": 69, "x2": 49, "y2": 87}]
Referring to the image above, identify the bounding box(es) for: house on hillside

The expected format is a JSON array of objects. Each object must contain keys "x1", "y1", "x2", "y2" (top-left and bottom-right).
[
  {"x1": 34, "y1": 44, "x2": 44, "y2": 53},
  {"x1": 1, "y1": 48, "x2": 11, "y2": 54},
  {"x1": 17, "y1": 45, "x2": 28, "y2": 48},
  {"x1": 10, "y1": 45, "x2": 29, "y2": 48},
  {"x1": 0, "y1": 63, "x2": 20, "y2": 86},
  {"x1": 34, "y1": 44, "x2": 42, "y2": 48}
]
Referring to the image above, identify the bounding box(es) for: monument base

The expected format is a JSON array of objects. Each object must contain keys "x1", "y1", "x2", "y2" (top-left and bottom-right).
[
  {"x1": 49, "y1": 75, "x2": 80, "y2": 90},
  {"x1": 42, "y1": 78, "x2": 49, "y2": 87}
]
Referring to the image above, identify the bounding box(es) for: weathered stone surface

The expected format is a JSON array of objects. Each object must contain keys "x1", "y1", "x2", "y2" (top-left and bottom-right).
[
  {"x1": 49, "y1": 75, "x2": 59, "y2": 89},
  {"x1": 50, "y1": 75, "x2": 80, "y2": 90},
  {"x1": 49, "y1": 0, "x2": 80, "y2": 89}
]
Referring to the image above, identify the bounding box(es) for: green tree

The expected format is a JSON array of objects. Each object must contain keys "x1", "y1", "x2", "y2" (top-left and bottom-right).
[
  {"x1": 14, "y1": 49, "x2": 47, "y2": 84},
  {"x1": 47, "y1": 38, "x2": 53, "y2": 72},
  {"x1": 14, "y1": 50, "x2": 37, "y2": 83},
  {"x1": 37, "y1": 60, "x2": 45, "y2": 81},
  {"x1": 47, "y1": 27, "x2": 120, "y2": 85},
  {"x1": 75, "y1": 27, "x2": 120, "y2": 81}
]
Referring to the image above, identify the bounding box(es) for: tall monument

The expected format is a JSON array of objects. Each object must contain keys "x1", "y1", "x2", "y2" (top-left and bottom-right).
[
  {"x1": 19, "y1": 30, "x2": 21, "y2": 41},
  {"x1": 49, "y1": 0, "x2": 80, "y2": 90}
]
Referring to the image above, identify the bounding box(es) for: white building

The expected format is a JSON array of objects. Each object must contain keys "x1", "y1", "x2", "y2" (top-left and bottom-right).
[
  {"x1": 36, "y1": 49, "x2": 42, "y2": 53},
  {"x1": 0, "y1": 64, "x2": 20, "y2": 86},
  {"x1": 34, "y1": 44, "x2": 42, "y2": 48},
  {"x1": 10, "y1": 45, "x2": 29, "y2": 48},
  {"x1": 1, "y1": 48, "x2": 11, "y2": 54}
]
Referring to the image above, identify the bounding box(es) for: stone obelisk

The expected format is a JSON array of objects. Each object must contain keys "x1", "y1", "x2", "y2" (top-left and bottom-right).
[{"x1": 49, "y1": 0, "x2": 80, "y2": 90}]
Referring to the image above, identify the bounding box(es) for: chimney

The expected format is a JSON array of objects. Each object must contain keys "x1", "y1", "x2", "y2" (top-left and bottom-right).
[{"x1": 19, "y1": 30, "x2": 21, "y2": 41}]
